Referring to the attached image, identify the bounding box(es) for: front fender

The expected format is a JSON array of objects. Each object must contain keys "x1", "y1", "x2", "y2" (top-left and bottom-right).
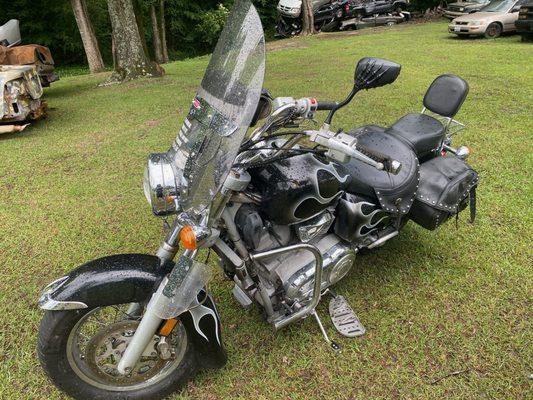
[
  {"x1": 40, "y1": 254, "x2": 166, "y2": 308},
  {"x1": 39, "y1": 253, "x2": 227, "y2": 369}
]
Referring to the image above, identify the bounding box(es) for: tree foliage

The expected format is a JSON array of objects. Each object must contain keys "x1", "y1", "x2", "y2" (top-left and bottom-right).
[
  {"x1": 0, "y1": 0, "x2": 441, "y2": 67},
  {"x1": 1, "y1": 0, "x2": 111, "y2": 65}
]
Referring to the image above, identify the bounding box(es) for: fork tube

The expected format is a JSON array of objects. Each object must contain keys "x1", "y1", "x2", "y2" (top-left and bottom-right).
[
  {"x1": 116, "y1": 300, "x2": 163, "y2": 374},
  {"x1": 117, "y1": 250, "x2": 195, "y2": 374},
  {"x1": 156, "y1": 217, "x2": 183, "y2": 263}
]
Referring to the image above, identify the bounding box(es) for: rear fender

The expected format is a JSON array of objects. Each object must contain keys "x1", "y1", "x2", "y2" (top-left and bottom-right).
[{"x1": 39, "y1": 253, "x2": 226, "y2": 369}]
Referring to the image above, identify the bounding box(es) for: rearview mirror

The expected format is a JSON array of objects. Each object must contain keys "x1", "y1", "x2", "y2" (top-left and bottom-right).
[
  {"x1": 250, "y1": 89, "x2": 273, "y2": 127},
  {"x1": 354, "y1": 57, "x2": 401, "y2": 90}
]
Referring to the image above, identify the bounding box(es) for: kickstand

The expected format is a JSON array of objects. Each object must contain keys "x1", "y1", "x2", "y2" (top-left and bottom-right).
[
  {"x1": 323, "y1": 288, "x2": 338, "y2": 299},
  {"x1": 311, "y1": 310, "x2": 341, "y2": 353}
]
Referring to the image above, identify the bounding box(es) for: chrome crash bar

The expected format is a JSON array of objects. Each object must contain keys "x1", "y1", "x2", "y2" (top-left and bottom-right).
[{"x1": 250, "y1": 243, "x2": 323, "y2": 330}]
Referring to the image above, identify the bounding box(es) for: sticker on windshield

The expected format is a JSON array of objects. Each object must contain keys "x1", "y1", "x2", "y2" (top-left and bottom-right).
[{"x1": 193, "y1": 97, "x2": 201, "y2": 110}]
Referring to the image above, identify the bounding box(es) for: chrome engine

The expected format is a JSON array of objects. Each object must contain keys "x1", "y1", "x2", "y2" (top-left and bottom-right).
[
  {"x1": 256, "y1": 233, "x2": 356, "y2": 303},
  {"x1": 231, "y1": 204, "x2": 357, "y2": 312}
]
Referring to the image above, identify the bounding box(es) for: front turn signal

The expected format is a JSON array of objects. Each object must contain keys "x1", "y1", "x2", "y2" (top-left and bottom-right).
[{"x1": 180, "y1": 225, "x2": 197, "y2": 250}]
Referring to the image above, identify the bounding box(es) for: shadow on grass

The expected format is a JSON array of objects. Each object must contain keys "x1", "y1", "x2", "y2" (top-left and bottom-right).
[
  {"x1": 0, "y1": 120, "x2": 46, "y2": 141},
  {"x1": 446, "y1": 32, "x2": 521, "y2": 41},
  {"x1": 246, "y1": 224, "x2": 441, "y2": 341},
  {"x1": 44, "y1": 75, "x2": 107, "y2": 99}
]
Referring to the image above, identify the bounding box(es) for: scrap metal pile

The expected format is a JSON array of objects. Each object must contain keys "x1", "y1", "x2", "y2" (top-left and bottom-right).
[
  {"x1": 0, "y1": 19, "x2": 58, "y2": 134},
  {"x1": 276, "y1": 0, "x2": 411, "y2": 37}
]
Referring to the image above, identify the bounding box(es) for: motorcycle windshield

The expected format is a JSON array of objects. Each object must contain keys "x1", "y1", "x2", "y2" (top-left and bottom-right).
[{"x1": 168, "y1": 0, "x2": 265, "y2": 216}]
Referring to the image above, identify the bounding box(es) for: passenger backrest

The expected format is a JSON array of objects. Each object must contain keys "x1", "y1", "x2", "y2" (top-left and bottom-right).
[{"x1": 423, "y1": 74, "x2": 469, "y2": 118}]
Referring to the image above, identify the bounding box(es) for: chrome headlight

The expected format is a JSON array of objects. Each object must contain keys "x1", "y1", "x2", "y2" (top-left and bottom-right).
[
  {"x1": 468, "y1": 20, "x2": 482, "y2": 25},
  {"x1": 143, "y1": 153, "x2": 180, "y2": 216}
]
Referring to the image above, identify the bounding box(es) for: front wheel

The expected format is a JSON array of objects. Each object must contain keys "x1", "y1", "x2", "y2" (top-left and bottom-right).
[
  {"x1": 38, "y1": 303, "x2": 197, "y2": 400},
  {"x1": 485, "y1": 22, "x2": 502, "y2": 38}
]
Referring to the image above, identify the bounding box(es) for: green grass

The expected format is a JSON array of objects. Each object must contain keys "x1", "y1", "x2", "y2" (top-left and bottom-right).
[{"x1": 1, "y1": 20, "x2": 532, "y2": 399}]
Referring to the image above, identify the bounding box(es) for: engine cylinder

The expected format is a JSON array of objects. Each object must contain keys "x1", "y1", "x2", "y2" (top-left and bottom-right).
[{"x1": 256, "y1": 234, "x2": 356, "y2": 303}]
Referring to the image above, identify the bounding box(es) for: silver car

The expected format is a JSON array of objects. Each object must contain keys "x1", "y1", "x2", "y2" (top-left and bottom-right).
[{"x1": 448, "y1": 0, "x2": 527, "y2": 37}]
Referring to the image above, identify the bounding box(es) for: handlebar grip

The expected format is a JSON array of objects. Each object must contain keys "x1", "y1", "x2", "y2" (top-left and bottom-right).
[
  {"x1": 316, "y1": 101, "x2": 338, "y2": 111},
  {"x1": 356, "y1": 144, "x2": 402, "y2": 175}
]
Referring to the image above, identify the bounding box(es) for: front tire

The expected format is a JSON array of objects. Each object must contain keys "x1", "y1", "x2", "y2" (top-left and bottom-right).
[
  {"x1": 38, "y1": 303, "x2": 197, "y2": 400},
  {"x1": 485, "y1": 22, "x2": 502, "y2": 38}
]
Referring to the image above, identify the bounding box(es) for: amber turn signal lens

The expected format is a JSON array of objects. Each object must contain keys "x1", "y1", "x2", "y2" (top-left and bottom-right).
[
  {"x1": 159, "y1": 318, "x2": 178, "y2": 336},
  {"x1": 180, "y1": 225, "x2": 197, "y2": 250}
]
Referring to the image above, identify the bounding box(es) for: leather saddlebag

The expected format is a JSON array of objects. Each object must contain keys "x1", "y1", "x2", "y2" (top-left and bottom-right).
[{"x1": 409, "y1": 156, "x2": 478, "y2": 230}]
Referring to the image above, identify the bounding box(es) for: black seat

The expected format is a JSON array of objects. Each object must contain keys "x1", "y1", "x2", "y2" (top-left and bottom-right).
[
  {"x1": 388, "y1": 113, "x2": 445, "y2": 158},
  {"x1": 388, "y1": 74, "x2": 469, "y2": 159},
  {"x1": 338, "y1": 126, "x2": 420, "y2": 215}
]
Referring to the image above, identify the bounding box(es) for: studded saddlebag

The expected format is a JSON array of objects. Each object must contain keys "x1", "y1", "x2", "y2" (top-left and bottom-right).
[{"x1": 409, "y1": 156, "x2": 478, "y2": 230}]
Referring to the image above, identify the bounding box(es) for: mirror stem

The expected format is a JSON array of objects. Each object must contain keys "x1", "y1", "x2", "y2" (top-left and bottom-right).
[{"x1": 325, "y1": 87, "x2": 360, "y2": 125}]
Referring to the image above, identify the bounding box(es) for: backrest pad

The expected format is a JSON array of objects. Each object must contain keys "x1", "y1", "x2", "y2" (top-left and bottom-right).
[{"x1": 423, "y1": 74, "x2": 469, "y2": 118}]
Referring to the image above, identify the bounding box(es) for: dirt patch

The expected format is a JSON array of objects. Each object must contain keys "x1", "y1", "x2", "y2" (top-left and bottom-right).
[
  {"x1": 74, "y1": 132, "x2": 106, "y2": 154},
  {"x1": 267, "y1": 40, "x2": 309, "y2": 52},
  {"x1": 143, "y1": 119, "x2": 161, "y2": 129}
]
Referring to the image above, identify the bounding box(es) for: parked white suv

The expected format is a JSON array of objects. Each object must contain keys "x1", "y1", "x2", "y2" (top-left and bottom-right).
[{"x1": 277, "y1": 0, "x2": 332, "y2": 18}]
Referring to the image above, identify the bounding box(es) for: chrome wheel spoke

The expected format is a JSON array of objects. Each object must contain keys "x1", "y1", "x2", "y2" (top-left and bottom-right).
[{"x1": 66, "y1": 304, "x2": 187, "y2": 391}]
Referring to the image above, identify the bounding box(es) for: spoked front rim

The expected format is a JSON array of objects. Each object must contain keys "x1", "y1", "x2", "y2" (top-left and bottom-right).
[
  {"x1": 66, "y1": 304, "x2": 187, "y2": 391},
  {"x1": 487, "y1": 24, "x2": 500, "y2": 37}
]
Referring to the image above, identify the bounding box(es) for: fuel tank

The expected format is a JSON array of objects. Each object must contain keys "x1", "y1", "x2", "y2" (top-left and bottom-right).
[{"x1": 249, "y1": 153, "x2": 350, "y2": 225}]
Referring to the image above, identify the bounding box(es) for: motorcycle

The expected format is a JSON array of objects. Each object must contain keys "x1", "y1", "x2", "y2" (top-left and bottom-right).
[{"x1": 37, "y1": 0, "x2": 478, "y2": 399}]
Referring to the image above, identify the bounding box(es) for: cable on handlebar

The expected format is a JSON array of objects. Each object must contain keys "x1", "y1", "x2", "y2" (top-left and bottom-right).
[
  {"x1": 233, "y1": 148, "x2": 327, "y2": 169},
  {"x1": 239, "y1": 131, "x2": 307, "y2": 152}
]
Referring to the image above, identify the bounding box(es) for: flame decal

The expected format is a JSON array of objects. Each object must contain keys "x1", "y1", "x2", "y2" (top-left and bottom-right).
[{"x1": 353, "y1": 202, "x2": 387, "y2": 239}]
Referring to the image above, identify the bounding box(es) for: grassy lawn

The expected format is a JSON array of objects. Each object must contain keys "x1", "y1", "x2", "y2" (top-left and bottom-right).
[{"x1": 1, "y1": 20, "x2": 532, "y2": 399}]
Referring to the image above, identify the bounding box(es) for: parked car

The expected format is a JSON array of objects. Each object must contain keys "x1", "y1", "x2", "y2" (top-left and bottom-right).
[
  {"x1": 444, "y1": 0, "x2": 490, "y2": 19},
  {"x1": 0, "y1": 19, "x2": 58, "y2": 87},
  {"x1": 448, "y1": 0, "x2": 528, "y2": 37},
  {"x1": 277, "y1": 0, "x2": 332, "y2": 18},
  {"x1": 276, "y1": 0, "x2": 352, "y2": 37},
  {"x1": 0, "y1": 65, "x2": 46, "y2": 126},
  {"x1": 341, "y1": 12, "x2": 408, "y2": 29},
  {"x1": 276, "y1": 0, "x2": 409, "y2": 36},
  {"x1": 0, "y1": 19, "x2": 21, "y2": 47},
  {"x1": 0, "y1": 19, "x2": 54, "y2": 131},
  {"x1": 348, "y1": 0, "x2": 410, "y2": 18},
  {"x1": 515, "y1": 0, "x2": 533, "y2": 40}
]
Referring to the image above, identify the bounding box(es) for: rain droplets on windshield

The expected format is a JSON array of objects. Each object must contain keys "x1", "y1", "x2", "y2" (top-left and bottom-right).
[{"x1": 166, "y1": 0, "x2": 265, "y2": 217}]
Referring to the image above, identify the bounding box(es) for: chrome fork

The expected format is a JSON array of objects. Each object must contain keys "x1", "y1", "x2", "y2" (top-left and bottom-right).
[{"x1": 117, "y1": 221, "x2": 187, "y2": 375}]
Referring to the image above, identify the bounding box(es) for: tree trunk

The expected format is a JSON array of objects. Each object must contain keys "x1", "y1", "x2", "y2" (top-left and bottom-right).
[
  {"x1": 150, "y1": 4, "x2": 164, "y2": 63},
  {"x1": 133, "y1": 0, "x2": 149, "y2": 57},
  {"x1": 104, "y1": 0, "x2": 164, "y2": 85},
  {"x1": 301, "y1": 0, "x2": 315, "y2": 35},
  {"x1": 71, "y1": 0, "x2": 105, "y2": 73},
  {"x1": 159, "y1": 0, "x2": 169, "y2": 63}
]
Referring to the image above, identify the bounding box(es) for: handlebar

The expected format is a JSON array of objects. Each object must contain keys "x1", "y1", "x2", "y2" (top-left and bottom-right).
[
  {"x1": 316, "y1": 101, "x2": 338, "y2": 111},
  {"x1": 305, "y1": 129, "x2": 402, "y2": 175}
]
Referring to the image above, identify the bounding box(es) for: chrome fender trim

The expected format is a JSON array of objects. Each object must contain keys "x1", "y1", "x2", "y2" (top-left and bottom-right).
[{"x1": 38, "y1": 276, "x2": 88, "y2": 310}]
